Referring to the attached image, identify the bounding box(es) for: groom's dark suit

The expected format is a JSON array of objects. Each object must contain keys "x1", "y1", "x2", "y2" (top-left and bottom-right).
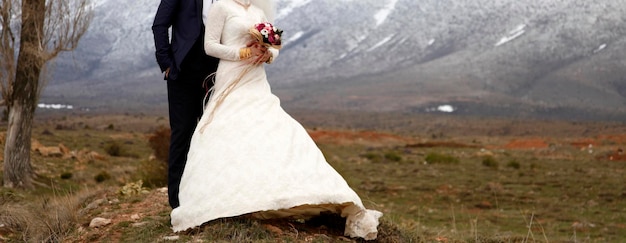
[{"x1": 153, "y1": 0, "x2": 218, "y2": 208}]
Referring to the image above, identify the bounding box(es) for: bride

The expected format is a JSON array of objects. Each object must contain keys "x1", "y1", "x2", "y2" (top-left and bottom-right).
[{"x1": 170, "y1": 0, "x2": 382, "y2": 240}]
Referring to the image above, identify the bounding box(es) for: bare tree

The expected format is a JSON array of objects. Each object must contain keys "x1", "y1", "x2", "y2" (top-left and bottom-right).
[{"x1": 0, "y1": 0, "x2": 92, "y2": 188}]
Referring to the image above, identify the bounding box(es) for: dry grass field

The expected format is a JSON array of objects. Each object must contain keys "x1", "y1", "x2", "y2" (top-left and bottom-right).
[{"x1": 0, "y1": 110, "x2": 625, "y2": 242}]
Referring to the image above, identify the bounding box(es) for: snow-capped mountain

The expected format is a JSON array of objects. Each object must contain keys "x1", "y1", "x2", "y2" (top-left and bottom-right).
[{"x1": 43, "y1": 0, "x2": 626, "y2": 119}]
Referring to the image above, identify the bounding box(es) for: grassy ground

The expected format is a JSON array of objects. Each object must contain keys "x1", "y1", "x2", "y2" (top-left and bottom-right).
[
  {"x1": 322, "y1": 143, "x2": 626, "y2": 242},
  {"x1": 0, "y1": 112, "x2": 625, "y2": 242}
]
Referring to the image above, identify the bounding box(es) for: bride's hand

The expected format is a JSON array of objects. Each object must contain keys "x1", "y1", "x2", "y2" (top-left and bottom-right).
[
  {"x1": 248, "y1": 42, "x2": 269, "y2": 65},
  {"x1": 257, "y1": 49, "x2": 272, "y2": 64}
]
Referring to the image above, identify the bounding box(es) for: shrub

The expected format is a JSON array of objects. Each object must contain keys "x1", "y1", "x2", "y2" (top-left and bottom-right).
[
  {"x1": 119, "y1": 180, "x2": 146, "y2": 196},
  {"x1": 362, "y1": 152, "x2": 382, "y2": 163},
  {"x1": 60, "y1": 172, "x2": 73, "y2": 180},
  {"x1": 138, "y1": 126, "x2": 170, "y2": 188},
  {"x1": 0, "y1": 189, "x2": 102, "y2": 242},
  {"x1": 507, "y1": 159, "x2": 521, "y2": 169},
  {"x1": 117, "y1": 221, "x2": 132, "y2": 228},
  {"x1": 384, "y1": 151, "x2": 403, "y2": 162},
  {"x1": 104, "y1": 141, "x2": 124, "y2": 157},
  {"x1": 148, "y1": 126, "x2": 170, "y2": 163},
  {"x1": 137, "y1": 159, "x2": 168, "y2": 188},
  {"x1": 94, "y1": 171, "x2": 111, "y2": 183},
  {"x1": 0, "y1": 189, "x2": 23, "y2": 204},
  {"x1": 363, "y1": 150, "x2": 404, "y2": 163},
  {"x1": 424, "y1": 152, "x2": 459, "y2": 164},
  {"x1": 530, "y1": 162, "x2": 539, "y2": 170},
  {"x1": 482, "y1": 156, "x2": 499, "y2": 169}
]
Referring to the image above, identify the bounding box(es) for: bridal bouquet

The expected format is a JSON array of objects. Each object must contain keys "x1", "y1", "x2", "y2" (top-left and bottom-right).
[
  {"x1": 202, "y1": 22, "x2": 284, "y2": 129},
  {"x1": 249, "y1": 22, "x2": 283, "y2": 49}
]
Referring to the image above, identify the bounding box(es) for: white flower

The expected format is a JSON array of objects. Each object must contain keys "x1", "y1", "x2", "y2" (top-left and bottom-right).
[{"x1": 260, "y1": 29, "x2": 269, "y2": 37}]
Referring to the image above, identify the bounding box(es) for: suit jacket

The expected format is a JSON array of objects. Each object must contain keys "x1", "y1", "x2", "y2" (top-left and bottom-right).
[{"x1": 152, "y1": 0, "x2": 208, "y2": 81}]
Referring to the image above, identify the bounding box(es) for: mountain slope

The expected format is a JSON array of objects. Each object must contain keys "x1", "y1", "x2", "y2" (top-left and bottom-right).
[{"x1": 43, "y1": 0, "x2": 626, "y2": 119}]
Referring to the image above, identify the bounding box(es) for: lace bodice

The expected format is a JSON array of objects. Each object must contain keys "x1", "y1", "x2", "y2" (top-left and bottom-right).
[{"x1": 203, "y1": 0, "x2": 278, "y2": 61}]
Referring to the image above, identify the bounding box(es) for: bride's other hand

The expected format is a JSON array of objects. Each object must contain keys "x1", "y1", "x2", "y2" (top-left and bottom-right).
[
  {"x1": 253, "y1": 49, "x2": 272, "y2": 65},
  {"x1": 248, "y1": 43, "x2": 270, "y2": 65},
  {"x1": 250, "y1": 43, "x2": 267, "y2": 55}
]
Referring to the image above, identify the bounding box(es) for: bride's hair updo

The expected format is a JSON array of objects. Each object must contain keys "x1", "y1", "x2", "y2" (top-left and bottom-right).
[{"x1": 251, "y1": 0, "x2": 276, "y2": 22}]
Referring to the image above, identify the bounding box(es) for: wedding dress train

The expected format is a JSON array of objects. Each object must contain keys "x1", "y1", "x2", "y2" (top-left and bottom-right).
[{"x1": 170, "y1": 0, "x2": 382, "y2": 239}]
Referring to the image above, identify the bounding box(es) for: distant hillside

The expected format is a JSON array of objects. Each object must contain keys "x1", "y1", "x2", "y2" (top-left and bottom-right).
[{"x1": 42, "y1": 0, "x2": 626, "y2": 120}]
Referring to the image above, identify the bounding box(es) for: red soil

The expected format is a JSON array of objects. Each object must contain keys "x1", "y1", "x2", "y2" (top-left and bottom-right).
[
  {"x1": 308, "y1": 129, "x2": 626, "y2": 162},
  {"x1": 308, "y1": 129, "x2": 411, "y2": 145},
  {"x1": 604, "y1": 148, "x2": 626, "y2": 161},
  {"x1": 570, "y1": 138, "x2": 596, "y2": 149},
  {"x1": 503, "y1": 138, "x2": 549, "y2": 149}
]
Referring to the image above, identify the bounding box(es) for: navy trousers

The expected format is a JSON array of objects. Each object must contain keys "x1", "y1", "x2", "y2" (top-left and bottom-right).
[{"x1": 166, "y1": 37, "x2": 218, "y2": 208}]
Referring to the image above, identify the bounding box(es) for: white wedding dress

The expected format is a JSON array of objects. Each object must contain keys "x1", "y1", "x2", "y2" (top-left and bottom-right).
[{"x1": 170, "y1": 0, "x2": 382, "y2": 240}]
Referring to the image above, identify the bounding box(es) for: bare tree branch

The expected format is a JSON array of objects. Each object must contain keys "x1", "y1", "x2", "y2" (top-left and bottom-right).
[
  {"x1": 38, "y1": 0, "x2": 92, "y2": 98},
  {"x1": 43, "y1": 0, "x2": 93, "y2": 60}
]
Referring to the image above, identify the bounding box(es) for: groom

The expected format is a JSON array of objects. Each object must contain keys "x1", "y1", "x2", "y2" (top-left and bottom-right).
[{"x1": 152, "y1": 0, "x2": 219, "y2": 208}]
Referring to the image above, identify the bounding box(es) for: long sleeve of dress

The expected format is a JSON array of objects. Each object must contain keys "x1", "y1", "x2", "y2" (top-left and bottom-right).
[
  {"x1": 204, "y1": 1, "x2": 280, "y2": 62},
  {"x1": 204, "y1": 3, "x2": 241, "y2": 61},
  {"x1": 268, "y1": 47, "x2": 279, "y2": 63}
]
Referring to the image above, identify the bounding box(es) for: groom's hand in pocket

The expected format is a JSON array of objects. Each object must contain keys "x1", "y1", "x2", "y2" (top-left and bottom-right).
[{"x1": 163, "y1": 67, "x2": 171, "y2": 80}]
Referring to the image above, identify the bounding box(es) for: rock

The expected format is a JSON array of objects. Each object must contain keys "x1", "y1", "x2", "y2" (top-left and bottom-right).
[
  {"x1": 485, "y1": 182, "x2": 504, "y2": 193},
  {"x1": 89, "y1": 217, "x2": 112, "y2": 228},
  {"x1": 59, "y1": 143, "x2": 70, "y2": 156},
  {"x1": 132, "y1": 222, "x2": 148, "y2": 227},
  {"x1": 263, "y1": 224, "x2": 283, "y2": 235},
  {"x1": 586, "y1": 200, "x2": 598, "y2": 207},
  {"x1": 85, "y1": 199, "x2": 106, "y2": 210},
  {"x1": 572, "y1": 221, "x2": 595, "y2": 231},
  {"x1": 31, "y1": 139, "x2": 43, "y2": 151},
  {"x1": 73, "y1": 149, "x2": 107, "y2": 162},
  {"x1": 88, "y1": 151, "x2": 106, "y2": 160},
  {"x1": 131, "y1": 214, "x2": 140, "y2": 220},
  {"x1": 475, "y1": 148, "x2": 494, "y2": 157},
  {"x1": 31, "y1": 142, "x2": 71, "y2": 158},
  {"x1": 79, "y1": 198, "x2": 106, "y2": 215},
  {"x1": 344, "y1": 207, "x2": 382, "y2": 241},
  {"x1": 475, "y1": 201, "x2": 493, "y2": 209},
  {"x1": 36, "y1": 146, "x2": 63, "y2": 157},
  {"x1": 337, "y1": 236, "x2": 355, "y2": 242},
  {"x1": 163, "y1": 236, "x2": 180, "y2": 241}
]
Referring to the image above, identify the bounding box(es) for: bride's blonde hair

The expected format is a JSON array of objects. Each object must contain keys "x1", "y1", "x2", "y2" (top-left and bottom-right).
[{"x1": 251, "y1": 0, "x2": 276, "y2": 22}]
